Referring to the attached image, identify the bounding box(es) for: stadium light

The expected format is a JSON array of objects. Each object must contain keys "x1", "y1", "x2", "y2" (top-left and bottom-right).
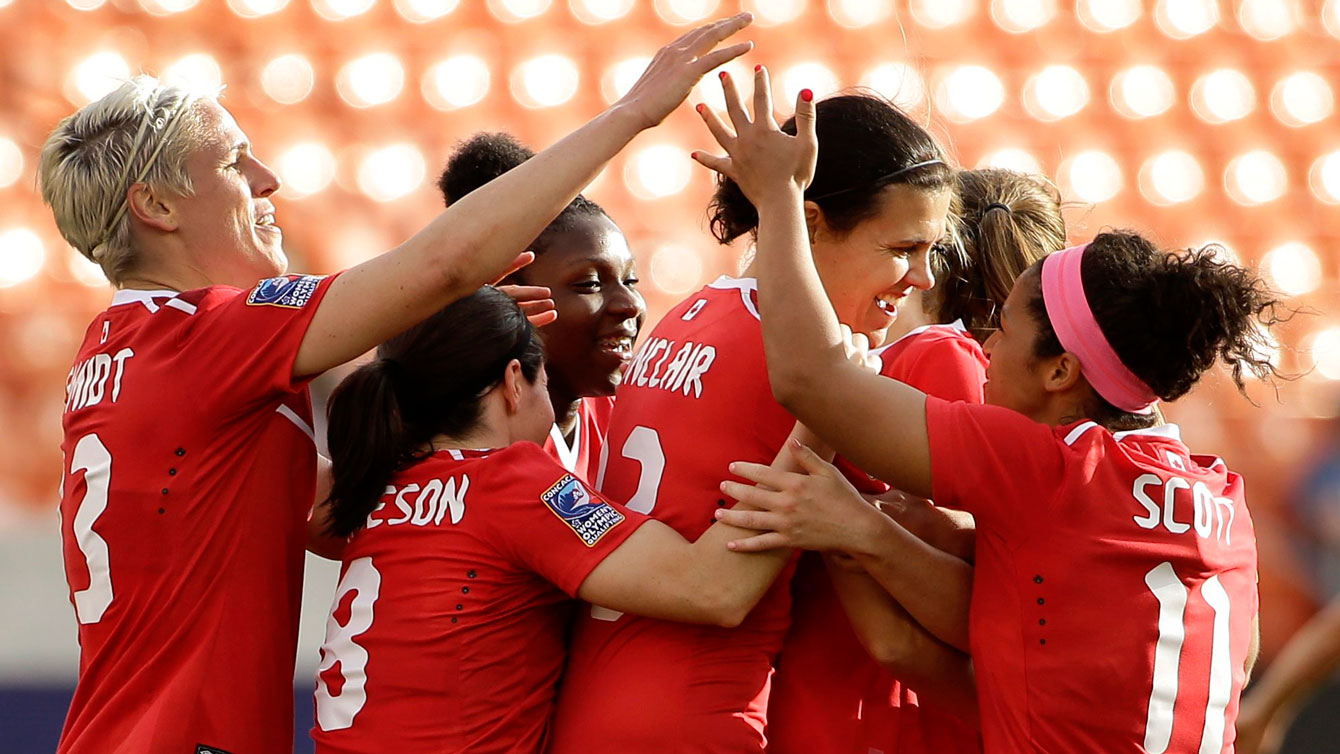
[{"x1": 337, "y1": 54, "x2": 405, "y2": 108}]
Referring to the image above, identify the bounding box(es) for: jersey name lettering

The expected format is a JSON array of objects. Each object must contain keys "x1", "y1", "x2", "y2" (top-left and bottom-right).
[
  {"x1": 64, "y1": 348, "x2": 135, "y2": 413},
  {"x1": 366, "y1": 474, "x2": 469, "y2": 530},
  {"x1": 625, "y1": 337, "x2": 716, "y2": 398},
  {"x1": 1131, "y1": 473, "x2": 1236, "y2": 545}
]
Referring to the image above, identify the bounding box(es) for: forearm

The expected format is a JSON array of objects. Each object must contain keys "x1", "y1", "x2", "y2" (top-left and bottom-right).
[
  {"x1": 400, "y1": 106, "x2": 646, "y2": 292},
  {"x1": 827, "y1": 557, "x2": 978, "y2": 724},
  {"x1": 1245, "y1": 599, "x2": 1340, "y2": 718},
  {"x1": 848, "y1": 514, "x2": 973, "y2": 651}
]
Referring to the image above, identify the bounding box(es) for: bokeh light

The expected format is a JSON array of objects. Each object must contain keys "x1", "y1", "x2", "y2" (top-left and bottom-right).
[
  {"x1": 488, "y1": 0, "x2": 552, "y2": 23},
  {"x1": 423, "y1": 55, "x2": 492, "y2": 110},
  {"x1": 1310, "y1": 151, "x2": 1340, "y2": 204},
  {"x1": 1270, "y1": 72, "x2": 1334, "y2": 127},
  {"x1": 0, "y1": 137, "x2": 23, "y2": 190},
  {"x1": 65, "y1": 0, "x2": 107, "y2": 9},
  {"x1": 827, "y1": 0, "x2": 893, "y2": 28},
  {"x1": 0, "y1": 228, "x2": 45, "y2": 288},
  {"x1": 649, "y1": 243, "x2": 703, "y2": 294},
  {"x1": 937, "y1": 65, "x2": 1006, "y2": 123},
  {"x1": 65, "y1": 51, "x2": 131, "y2": 104},
  {"x1": 691, "y1": 59, "x2": 750, "y2": 111},
  {"x1": 910, "y1": 0, "x2": 973, "y2": 28},
  {"x1": 861, "y1": 63, "x2": 925, "y2": 110},
  {"x1": 394, "y1": 0, "x2": 461, "y2": 22},
  {"x1": 1110, "y1": 65, "x2": 1176, "y2": 119},
  {"x1": 653, "y1": 0, "x2": 720, "y2": 25},
  {"x1": 1238, "y1": 0, "x2": 1295, "y2": 41},
  {"x1": 1154, "y1": 0, "x2": 1220, "y2": 38},
  {"x1": 570, "y1": 0, "x2": 635, "y2": 24},
  {"x1": 336, "y1": 53, "x2": 405, "y2": 108},
  {"x1": 226, "y1": 0, "x2": 288, "y2": 17},
  {"x1": 66, "y1": 250, "x2": 107, "y2": 288},
  {"x1": 602, "y1": 57, "x2": 650, "y2": 104},
  {"x1": 357, "y1": 144, "x2": 426, "y2": 203},
  {"x1": 1306, "y1": 327, "x2": 1340, "y2": 380},
  {"x1": 312, "y1": 0, "x2": 376, "y2": 21},
  {"x1": 746, "y1": 0, "x2": 806, "y2": 26},
  {"x1": 1138, "y1": 150, "x2": 1204, "y2": 205},
  {"x1": 780, "y1": 62, "x2": 840, "y2": 104},
  {"x1": 511, "y1": 54, "x2": 580, "y2": 108},
  {"x1": 139, "y1": 0, "x2": 201, "y2": 14},
  {"x1": 976, "y1": 148, "x2": 1042, "y2": 174},
  {"x1": 260, "y1": 54, "x2": 315, "y2": 105},
  {"x1": 1190, "y1": 69, "x2": 1255, "y2": 124},
  {"x1": 991, "y1": 0, "x2": 1056, "y2": 33},
  {"x1": 624, "y1": 144, "x2": 693, "y2": 200},
  {"x1": 1022, "y1": 65, "x2": 1089, "y2": 121},
  {"x1": 1327, "y1": 0, "x2": 1340, "y2": 37},
  {"x1": 1225, "y1": 150, "x2": 1288, "y2": 205},
  {"x1": 162, "y1": 53, "x2": 223, "y2": 92},
  {"x1": 276, "y1": 143, "x2": 337, "y2": 199},
  {"x1": 1262, "y1": 242, "x2": 1322, "y2": 297},
  {"x1": 1077, "y1": 0, "x2": 1140, "y2": 32},
  {"x1": 1060, "y1": 150, "x2": 1123, "y2": 203}
]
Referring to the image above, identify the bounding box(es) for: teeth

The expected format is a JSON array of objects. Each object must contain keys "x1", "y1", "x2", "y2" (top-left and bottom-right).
[
  {"x1": 256, "y1": 215, "x2": 274, "y2": 226},
  {"x1": 598, "y1": 336, "x2": 633, "y2": 352}
]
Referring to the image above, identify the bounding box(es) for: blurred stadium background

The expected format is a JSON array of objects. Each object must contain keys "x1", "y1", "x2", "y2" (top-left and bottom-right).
[{"x1": 0, "y1": 0, "x2": 1337, "y2": 750}]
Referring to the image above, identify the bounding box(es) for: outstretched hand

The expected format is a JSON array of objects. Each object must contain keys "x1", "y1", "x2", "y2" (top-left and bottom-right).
[
  {"x1": 691, "y1": 66, "x2": 818, "y2": 205},
  {"x1": 615, "y1": 13, "x2": 755, "y2": 130},
  {"x1": 716, "y1": 440, "x2": 882, "y2": 553}
]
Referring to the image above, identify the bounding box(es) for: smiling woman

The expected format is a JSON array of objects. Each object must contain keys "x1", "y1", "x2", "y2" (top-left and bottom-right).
[{"x1": 437, "y1": 131, "x2": 647, "y2": 479}]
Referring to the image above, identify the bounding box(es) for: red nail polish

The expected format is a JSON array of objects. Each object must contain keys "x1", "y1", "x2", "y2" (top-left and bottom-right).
[
  {"x1": 755, "y1": 64, "x2": 762, "y2": 73},
  {"x1": 719, "y1": 71, "x2": 728, "y2": 80},
  {"x1": 695, "y1": 103, "x2": 704, "y2": 113},
  {"x1": 800, "y1": 88, "x2": 813, "y2": 102}
]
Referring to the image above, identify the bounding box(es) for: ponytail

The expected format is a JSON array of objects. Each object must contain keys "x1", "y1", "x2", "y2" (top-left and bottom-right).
[{"x1": 325, "y1": 360, "x2": 417, "y2": 537}]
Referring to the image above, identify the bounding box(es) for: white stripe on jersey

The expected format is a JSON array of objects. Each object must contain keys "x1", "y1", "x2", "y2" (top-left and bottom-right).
[
  {"x1": 276, "y1": 404, "x2": 315, "y2": 444},
  {"x1": 1063, "y1": 421, "x2": 1100, "y2": 446},
  {"x1": 706, "y1": 276, "x2": 760, "y2": 321}
]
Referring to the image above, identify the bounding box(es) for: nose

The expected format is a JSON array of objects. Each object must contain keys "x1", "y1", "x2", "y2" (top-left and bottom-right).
[
  {"x1": 982, "y1": 328, "x2": 1000, "y2": 358},
  {"x1": 606, "y1": 281, "x2": 646, "y2": 324},
  {"x1": 908, "y1": 249, "x2": 936, "y2": 291},
  {"x1": 249, "y1": 155, "x2": 282, "y2": 198}
]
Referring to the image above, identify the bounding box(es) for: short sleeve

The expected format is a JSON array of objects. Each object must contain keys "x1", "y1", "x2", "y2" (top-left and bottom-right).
[
  {"x1": 176, "y1": 273, "x2": 339, "y2": 409},
  {"x1": 925, "y1": 397, "x2": 1066, "y2": 532},
  {"x1": 885, "y1": 333, "x2": 986, "y2": 404},
  {"x1": 485, "y1": 444, "x2": 650, "y2": 596}
]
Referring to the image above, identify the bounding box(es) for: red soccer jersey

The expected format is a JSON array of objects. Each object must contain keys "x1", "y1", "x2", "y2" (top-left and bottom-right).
[
  {"x1": 926, "y1": 398, "x2": 1258, "y2": 754},
  {"x1": 548, "y1": 276, "x2": 800, "y2": 753},
  {"x1": 310, "y1": 442, "x2": 647, "y2": 754},
  {"x1": 769, "y1": 322, "x2": 986, "y2": 754},
  {"x1": 543, "y1": 395, "x2": 615, "y2": 480},
  {"x1": 56, "y1": 276, "x2": 336, "y2": 754}
]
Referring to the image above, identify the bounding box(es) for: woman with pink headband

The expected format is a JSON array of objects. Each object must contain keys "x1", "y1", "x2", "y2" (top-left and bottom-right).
[{"x1": 697, "y1": 73, "x2": 1285, "y2": 753}]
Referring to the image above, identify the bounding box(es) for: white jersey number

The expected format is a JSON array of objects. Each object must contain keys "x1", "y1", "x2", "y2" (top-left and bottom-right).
[
  {"x1": 315, "y1": 557, "x2": 382, "y2": 731},
  {"x1": 65, "y1": 434, "x2": 114, "y2": 625},
  {"x1": 1143, "y1": 562, "x2": 1235, "y2": 754},
  {"x1": 590, "y1": 425, "x2": 666, "y2": 621}
]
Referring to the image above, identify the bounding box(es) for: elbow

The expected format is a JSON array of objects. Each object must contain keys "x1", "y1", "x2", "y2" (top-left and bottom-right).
[
  {"x1": 861, "y1": 627, "x2": 922, "y2": 674},
  {"x1": 695, "y1": 581, "x2": 752, "y2": 628},
  {"x1": 768, "y1": 365, "x2": 817, "y2": 415}
]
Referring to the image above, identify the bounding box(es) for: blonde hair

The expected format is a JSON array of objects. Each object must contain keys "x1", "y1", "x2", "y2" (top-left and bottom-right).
[
  {"x1": 39, "y1": 76, "x2": 210, "y2": 285},
  {"x1": 931, "y1": 168, "x2": 1067, "y2": 342}
]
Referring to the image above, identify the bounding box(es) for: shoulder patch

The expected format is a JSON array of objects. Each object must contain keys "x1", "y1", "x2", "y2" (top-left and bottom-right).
[
  {"x1": 540, "y1": 474, "x2": 625, "y2": 547},
  {"x1": 247, "y1": 274, "x2": 324, "y2": 308}
]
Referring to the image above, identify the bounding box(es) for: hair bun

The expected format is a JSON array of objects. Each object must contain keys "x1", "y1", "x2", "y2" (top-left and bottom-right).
[{"x1": 439, "y1": 132, "x2": 535, "y2": 206}]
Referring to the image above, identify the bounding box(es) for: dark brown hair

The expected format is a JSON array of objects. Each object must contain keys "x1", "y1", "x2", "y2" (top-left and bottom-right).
[{"x1": 324, "y1": 286, "x2": 544, "y2": 536}]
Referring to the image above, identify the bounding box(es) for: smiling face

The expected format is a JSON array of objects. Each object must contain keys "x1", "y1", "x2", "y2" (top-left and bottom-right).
[
  {"x1": 515, "y1": 214, "x2": 646, "y2": 406},
  {"x1": 982, "y1": 267, "x2": 1053, "y2": 421},
  {"x1": 810, "y1": 184, "x2": 952, "y2": 347},
  {"x1": 171, "y1": 99, "x2": 286, "y2": 288}
]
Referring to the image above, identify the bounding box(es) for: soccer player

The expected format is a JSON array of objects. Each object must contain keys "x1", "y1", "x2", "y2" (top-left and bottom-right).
[
  {"x1": 548, "y1": 88, "x2": 957, "y2": 752},
  {"x1": 40, "y1": 14, "x2": 755, "y2": 753},
  {"x1": 768, "y1": 168, "x2": 1067, "y2": 754},
  {"x1": 437, "y1": 132, "x2": 646, "y2": 480},
  {"x1": 309, "y1": 286, "x2": 793, "y2": 752},
  {"x1": 705, "y1": 73, "x2": 1276, "y2": 753}
]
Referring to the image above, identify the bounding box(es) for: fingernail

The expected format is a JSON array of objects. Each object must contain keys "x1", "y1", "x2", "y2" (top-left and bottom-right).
[
  {"x1": 754, "y1": 64, "x2": 762, "y2": 73},
  {"x1": 715, "y1": 509, "x2": 724, "y2": 519},
  {"x1": 800, "y1": 89, "x2": 813, "y2": 102},
  {"x1": 695, "y1": 103, "x2": 705, "y2": 113},
  {"x1": 720, "y1": 71, "x2": 729, "y2": 80}
]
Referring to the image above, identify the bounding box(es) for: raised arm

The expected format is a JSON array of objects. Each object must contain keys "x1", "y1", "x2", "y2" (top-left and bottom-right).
[
  {"x1": 692, "y1": 68, "x2": 933, "y2": 498},
  {"x1": 293, "y1": 13, "x2": 755, "y2": 378}
]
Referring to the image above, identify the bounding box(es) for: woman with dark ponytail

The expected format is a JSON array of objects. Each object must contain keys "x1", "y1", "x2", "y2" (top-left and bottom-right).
[
  {"x1": 769, "y1": 167, "x2": 1066, "y2": 754},
  {"x1": 438, "y1": 132, "x2": 645, "y2": 481},
  {"x1": 707, "y1": 75, "x2": 1280, "y2": 754},
  {"x1": 550, "y1": 85, "x2": 959, "y2": 752},
  {"x1": 311, "y1": 286, "x2": 794, "y2": 752}
]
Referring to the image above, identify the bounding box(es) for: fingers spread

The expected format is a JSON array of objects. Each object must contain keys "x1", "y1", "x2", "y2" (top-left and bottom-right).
[
  {"x1": 684, "y1": 12, "x2": 754, "y2": 56},
  {"x1": 753, "y1": 65, "x2": 776, "y2": 128},
  {"x1": 690, "y1": 150, "x2": 734, "y2": 179},
  {"x1": 719, "y1": 71, "x2": 751, "y2": 130},
  {"x1": 794, "y1": 86, "x2": 817, "y2": 143},
  {"x1": 695, "y1": 103, "x2": 737, "y2": 149},
  {"x1": 693, "y1": 42, "x2": 755, "y2": 78}
]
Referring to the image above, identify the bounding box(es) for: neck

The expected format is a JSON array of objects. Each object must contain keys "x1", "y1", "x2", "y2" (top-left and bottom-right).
[
  {"x1": 550, "y1": 385, "x2": 581, "y2": 441},
  {"x1": 884, "y1": 292, "x2": 932, "y2": 344},
  {"x1": 428, "y1": 424, "x2": 511, "y2": 453}
]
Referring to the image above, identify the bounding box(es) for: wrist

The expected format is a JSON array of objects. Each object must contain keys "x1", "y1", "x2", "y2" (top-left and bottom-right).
[
  {"x1": 753, "y1": 185, "x2": 805, "y2": 212},
  {"x1": 599, "y1": 102, "x2": 656, "y2": 140}
]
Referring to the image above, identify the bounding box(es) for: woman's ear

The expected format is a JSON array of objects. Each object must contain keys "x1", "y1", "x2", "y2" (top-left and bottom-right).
[
  {"x1": 1042, "y1": 352, "x2": 1085, "y2": 395},
  {"x1": 802, "y1": 200, "x2": 824, "y2": 245},
  {"x1": 126, "y1": 182, "x2": 179, "y2": 232},
  {"x1": 499, "y1": 359, "x2": 525, "y2": 415}
]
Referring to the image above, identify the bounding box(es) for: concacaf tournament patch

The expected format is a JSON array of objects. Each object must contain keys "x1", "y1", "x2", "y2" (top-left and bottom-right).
[
  {"x1": 196, "y1": 745, "x2": 235, "y2": 754},
  {"x1": 246, "y1": 274, "x2": 323, "y2": 308},
  {"x1": 540, "y1": 474, "x2": 625, "y2": 547}
]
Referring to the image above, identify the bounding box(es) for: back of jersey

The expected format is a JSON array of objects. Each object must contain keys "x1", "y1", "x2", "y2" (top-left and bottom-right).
[
  {"x1": 56, "y1": 280, "x2": 332, "y2": 754},
  {"x1": 551, "y1": 276, "x2": 797, "y2": 753}
]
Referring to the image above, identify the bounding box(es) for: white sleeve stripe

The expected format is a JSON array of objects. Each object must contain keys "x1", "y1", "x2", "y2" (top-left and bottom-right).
[
  {"x1": 1063, "y1": 421, "x2": 1100, "y2": 446},
  {"x1": 164, "y1": 297, "x2": 198, "y2": 315},
  {"x1": 275, "y1": 404, "x2": 315, "y2": 444}
]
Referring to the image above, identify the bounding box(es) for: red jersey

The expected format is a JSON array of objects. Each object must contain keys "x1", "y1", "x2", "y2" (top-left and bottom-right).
[
  {"x1": 543, "y1": 395, "x2": 615, "y2": 480},
  {"x1": 311, "y1": 442, "x2": 647, "y2": 754},
  {"x1": 56, "y1": 276, "x2": 336, "y2": 754},
  {"x1": 926, "y1": 399, "x2": 1258, "y2": 753},
  {"x1": 769, "y1": 322, "x2": 986, "y2": 754},
  {"x1": 548, "y1": 276, "x2": 800, "y2": 753}
]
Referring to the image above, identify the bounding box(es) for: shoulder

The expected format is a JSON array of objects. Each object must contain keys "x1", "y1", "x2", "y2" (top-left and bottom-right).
[{"x1": 880, "y1": 323, "x2": 985, "y2": 371}]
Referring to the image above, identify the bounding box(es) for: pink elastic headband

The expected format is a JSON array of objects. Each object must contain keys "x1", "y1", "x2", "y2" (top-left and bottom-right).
[{"x1": 1041, "y1": 244, "x2": 1158, "y2": 415}]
